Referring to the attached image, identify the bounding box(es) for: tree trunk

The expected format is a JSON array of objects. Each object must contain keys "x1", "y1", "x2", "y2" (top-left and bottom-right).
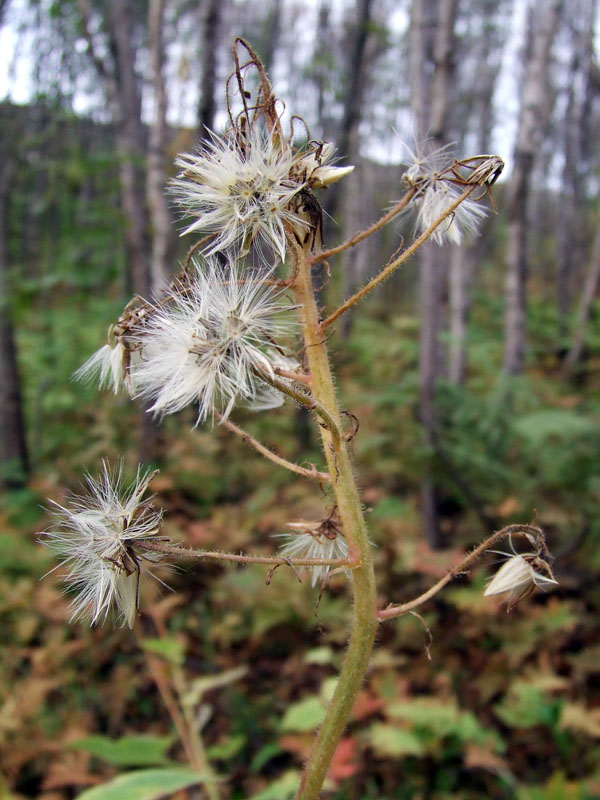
[
  {"x1": 0, "y1": 158, "x2": 29, "y2": 488},
  {"x1": 313, "y1": 1, "x2": 333, "y2": 139},
  {"x1": 147, "y1": 0, "x2": 173, "y2": 292},
  {"x1": 411, "y1": 0, "x2": 458, "y2": 549},
  {"x1": 107, "y1": 0, "x2": 151, "y2": 298},
  {"x1": 447, "y1": 0, "x2": 504, "y2": 384},
  {"x1": 78, "y1": 0, "x2": 160, "y2": 461},
  {"x1": 198, "y1": 0, "x2": 222, "y2": 136},
  {"x1": 448, "y1": 246, "x2": 471, "y2": 384},
  {"x1": 261, "y1": 0, "x2": 282, "y2": 77},
  {"x1": 562, "y1": 213, "x2": 600, "y2": 376},
  {"x1": 335, "y1": 0, "x2": 375, "y2": 334},
  {"x1": 503, "y1": 0, "x2": 562, "y2": 375},
  {"x1": 556, "y1": 0, "x2": 597, "y2": 337}
]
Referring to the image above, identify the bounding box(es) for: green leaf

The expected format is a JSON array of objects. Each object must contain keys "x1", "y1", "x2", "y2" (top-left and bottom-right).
[
  {"x1": 320, "y1": 677, "x2": 338, "y2": 704},
  {"x1": 366, "y1": 723, "x2": 425, "y2": 757},
  {"x1": 250, "y1": 742, "x2": 283, "y2": 773},
  {"x1": 388, "y1": 699, "x2": 460, "y2": 736},
  {"x1": 70, "y1": 735, "x2": 174, "y2": 767},
  {"x1": 207, "y1": 734, "x2": 246, "y2": 761},
  {"x1": 304, "y1": 646, "x2": 334, "y2": 665},
  {"x1": 387, "y1": 698, "x2": 503, "y2": 750},
  {"x1": 75, "y1": 768, "x2": 208, "y2": 799},
  {"x1": 280, "y1": 696, "x2": 326, "y2": 733},
  {"x1": 141, "y1": 637, "x2": 185, "y2": 667},
  {"x1": 494, "y1": 683, "x2": 562, "y2": 729},
  {"x1": 246, "y1": 770, "x2": 300, "y2": 800}
]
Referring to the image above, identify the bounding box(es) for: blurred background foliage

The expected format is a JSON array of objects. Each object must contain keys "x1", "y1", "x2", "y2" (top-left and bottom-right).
[{"x1": 1, "y1": 0, "x2": 600, "y2": 798}]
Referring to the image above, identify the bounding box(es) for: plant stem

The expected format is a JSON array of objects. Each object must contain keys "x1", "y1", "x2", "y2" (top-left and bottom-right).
[
  {"x1": 377, "y1": 524, "x2": 546, "y2": 621},
  {"x1": 309, "y1": 187, "x2": 416, "y2": 265},
  {"x1": 139, "y1": 640, "x2": 198, "y2": 767},
  {"x1": 321, "y1": 185, "x2": 478, "y2": 330},
  {"x1": 256, "y1": 369, "x2": 341, "y2": 442},
  {"x1": 287, "y1": 233, "x2": 378, "y2": 800},
  {"x1": 146, "y1": 612, "x2": 222, "y2": 800},
  {"x1": 216, "y1": 412, "x2": 329, "y2": 482},
  {"x1": 137, "y1": 540, "x2": 349, "y2": 568}
]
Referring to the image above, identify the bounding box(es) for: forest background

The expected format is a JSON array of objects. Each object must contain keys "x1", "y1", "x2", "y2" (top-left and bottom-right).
[{"x1": 1, "y1": 0, "x2": 600, "y2": 798}]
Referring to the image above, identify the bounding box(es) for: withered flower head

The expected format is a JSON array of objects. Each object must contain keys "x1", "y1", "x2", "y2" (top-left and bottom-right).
[
  {"x1": 275, "y1": 510, "x2": 348, "y2": 587},
  {"x1": 484, "y1": 536, "x2": 557, "y2": 610}
]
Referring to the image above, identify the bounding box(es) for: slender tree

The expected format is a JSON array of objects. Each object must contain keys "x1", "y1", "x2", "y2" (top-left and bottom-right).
[
  {"x1": 448, "y1": 0, "x2": 507, "y2": 384},
  {"x1": 77, "y1": 0, "x2": 150, "y2": 297},
  {"x1": 556, "y1": 0, "x2": 598, "y2": 338},
  {"x1": 503, "y1": 0, "x2": 563, "y2": 375},
  {"x1": 334, "y1": 0, "x2": 377, "y2": 333},
  {"x1": 0, "y1": 143, "x2": 29, "y2": 489},
  {"x1": 410, "y1": 0, "x2": 459, "y2": 548},
  {"x1": 147, "y1": 0, "x2": 174, "y2": 292},
  {"x1": 197, "y1": 0, "x2": 223, "y2": 135},
  {"x1": 77, "y1": 0, "x2": 162, "y2": 460},
  {"x1": 562, "y1": 213, "x2": 600, "y2": 375}
]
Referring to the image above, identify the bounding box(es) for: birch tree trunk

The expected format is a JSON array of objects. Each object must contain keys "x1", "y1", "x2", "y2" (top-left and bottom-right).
[
  {"x1": 77, "y1": 0, "x2": 151, "y2": 297},
  {"x1": 312, "y1": 1, "x2": 333, "y2": 139},
  {"x1": 556, "y1": 0, "x2": 597, "y2": 338},
  {"x1": 448, "y1": 1, "x2": 505, "y2": 384},
  {"x1": 147, "y1": 0, "x2": 173, "y2": 292},
  {"x1": 261, "y1": 0, "x2": 282, "y2": 77},
  {"x1": 503, "y1": 0, "x2": 562, "y2": 375},
  {"x1": 411, "y1": 0, "x2": 458, "y2": 549}
]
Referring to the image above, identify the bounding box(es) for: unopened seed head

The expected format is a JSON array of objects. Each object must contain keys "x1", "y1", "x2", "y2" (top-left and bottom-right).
[{"x1": 484, "y1": 553, "x2": 558, "y2": 610}]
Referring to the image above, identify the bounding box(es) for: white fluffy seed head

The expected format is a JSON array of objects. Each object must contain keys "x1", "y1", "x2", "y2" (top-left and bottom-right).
[
  {"x1": 401, "y1": 140, "x2": 487, "y2": 245},
  {"x1": 170, "y1": 130, "x2": 351, "y2": 259},
  {"x1": 130, "y1": 257, "x2": 296, "y2": 424},
  {"x1": 275, "y1": 528, "x2": 349, "y2": 587},
  {"x1": 40, "y1": 462, "x2": 164, "y2": 628},
  {"x1": 171, "y1": 128, "x2": 303, "y2": 260}
]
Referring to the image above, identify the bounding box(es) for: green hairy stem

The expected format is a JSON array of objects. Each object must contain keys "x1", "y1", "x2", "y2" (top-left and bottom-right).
[{"x1": 288, "y1": 234, "x2": 378, "y2": 800}]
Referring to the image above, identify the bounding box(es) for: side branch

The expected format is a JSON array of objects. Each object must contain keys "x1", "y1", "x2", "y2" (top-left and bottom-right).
[
  {"x1": 137, "y1": 541, "x2": 349, "y2": 567},
  {"x1": 216, "y1": 412, "x2": 329, "y2": 482},
  {"x1": 377, "y1": 524, "x2": 545, "y2": 622},
  {"x1": 273, "y1": 367, "x2": 312, "y2": 385},
  {"x1": 322, "y1": 185, "x2": 478, "y2": 331},
  {"x1": 309, "y1": 188, "x2": 417, "y2": 265},
  {"x1": 257, "y1": 370, "x2": 342, "y2": 444}
]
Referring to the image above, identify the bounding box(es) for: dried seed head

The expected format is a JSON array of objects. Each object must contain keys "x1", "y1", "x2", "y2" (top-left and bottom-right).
[
  {"x1": 75, "y1": 300, "x2": 152, "y2": 394},
  {"x1": 40, "y1": 462, "x2": 164, "y2": 628},
  {"x1": 129, "y1": 257, "x2": 296, "y2": 424},
  {"x1": 274, "y1": 511, "x2": 348, "y2": 586},
  {"x1": 484, "y1": 552, "x2": 558, "y2": 610},
  {"x1": 170, "y1": 130, "x2": 350, "y2": 259},
  {"x1": 400, "y1": 140, "x2": 490, "y2": 245}
]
